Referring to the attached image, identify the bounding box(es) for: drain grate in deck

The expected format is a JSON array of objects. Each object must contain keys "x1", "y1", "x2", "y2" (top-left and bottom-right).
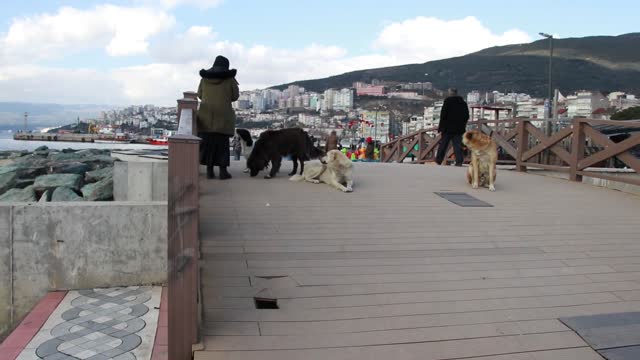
[
  {"x1": 435, "y1": 192, "x2": 493, "y2": 207},
  {"x1": 560, "y1": 312, "x2": 640, "y2": 360},
  {"x1": 254, "y1": 297, "x2": 279, "y2": 309}
]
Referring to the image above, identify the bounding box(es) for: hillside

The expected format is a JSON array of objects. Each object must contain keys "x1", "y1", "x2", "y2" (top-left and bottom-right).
[{"x1": 271, "y1": 33, "x2": 640, "y2": 96}]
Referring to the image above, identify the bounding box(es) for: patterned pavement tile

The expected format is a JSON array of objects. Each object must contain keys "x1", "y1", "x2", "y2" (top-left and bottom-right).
[{"x1": 16, "y1": 286, "x2": 161, "y2": 360}]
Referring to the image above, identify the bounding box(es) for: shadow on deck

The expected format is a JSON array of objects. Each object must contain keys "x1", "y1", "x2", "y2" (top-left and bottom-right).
[{"x1": 194, "y1": 160, "x2": 640, "y2": 360}]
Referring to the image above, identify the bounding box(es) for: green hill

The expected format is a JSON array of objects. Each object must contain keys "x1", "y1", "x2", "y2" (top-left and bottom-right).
[{"x1": 271, "y1": 33, "x2": 640, "y2": 96}]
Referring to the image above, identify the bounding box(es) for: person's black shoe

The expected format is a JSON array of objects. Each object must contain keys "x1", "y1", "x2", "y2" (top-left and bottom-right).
[
  {"x1": 206, "y1": 167, "x2": 215, "y2": 179},
  {"x1": 219, "y1": 167, "x2": 232, "y2": 180}
]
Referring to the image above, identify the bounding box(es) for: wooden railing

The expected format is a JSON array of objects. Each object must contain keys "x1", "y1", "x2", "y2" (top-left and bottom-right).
[
  {"x1": 381, "y1": 118, "x2": 640, "y2": 186},
  {"x1": 168, "y1": 91, "x2": 200, "y2": 360}
]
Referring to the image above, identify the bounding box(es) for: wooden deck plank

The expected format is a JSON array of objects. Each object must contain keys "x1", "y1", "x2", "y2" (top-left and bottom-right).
[
  {"x1": 204, "y1": 274, "x2": 601, "y2": 298},
  {"x1": 194, "y1": 332, "x2": 587, "y2": 360},
  {"x1": 203, "y1": 320, "x2": 566, "y2": 350},
  {"x1": 255, "y1": 301, "x2": 640, "y2": 336},
  {"x1": 196, "y1": 161, "x2": 640, "y2": 358},
  {"x1": 274, "y1": 282, "x2": 640, "y2": 309}
]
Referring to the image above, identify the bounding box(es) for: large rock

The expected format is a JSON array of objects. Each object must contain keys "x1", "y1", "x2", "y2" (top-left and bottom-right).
[
  {"x1": 34, "y1": 145, "x2": 50, "y2": 156},
  {"x1": 81, "y1": 177, "x2": 113, "y2": 201},
  {"x1": 0, "y1": 165, "x2": 20, "y2": 175},
  {"x1": 48, "y1": 161, "x2": 91, "y2": 175},
  {"x1": 61, "y1": 148, "x2": 77, "y2": 153},
  {"x1": 76, "y1": 149, "x2": 109, "y2": 157},
  {"x1": 48, "y1": 152, "x2": 83, "y2": 162},
  {"x1": 85, "y1": 166, "x2": 113, "y2": 183},
  {"x1": 15, "y1": 178, "x2": 35, "y2": 189},
  {"x1": 17, "y1": 165, "x2": 48, "y2": 179},
  {"x1": 0, "y1": 186, "x2": 36, "y2": 202},
  {"x1": 51, "y1": 186, "x2": 84, "y2": 202},
  {"x1": 0, "y1": 171, "x2": 18, "y2": 195},
  {"x1": 7, "y1": 150, "x2": 29, "y2": 159},
  {"x1": 0, "y1": 159, "x2": 15, "y2": 167},
  {"x1": 13, "y1": 154, "x2": 49, "y2": 167},
  {"x1": 33, "y1": 173, "x2": 83, "y2": 192},
  {"x1": 82, "y1": 155, "x2": 117, "y2": 170}
]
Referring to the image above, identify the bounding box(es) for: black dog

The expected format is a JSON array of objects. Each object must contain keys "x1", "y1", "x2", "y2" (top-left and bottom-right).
[{"x1": 247, "y1": 128, "x2": 324, "y2": 178}]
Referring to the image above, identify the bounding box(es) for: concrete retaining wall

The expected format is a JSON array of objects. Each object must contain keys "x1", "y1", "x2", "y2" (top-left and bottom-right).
[
  {"x1": 0, "y1": 202, "x2": 167, "y2": 337},
  {"x1": 0, "y1": 206, "x2": 11, "y2": 339},
  {"x1": 113, "y1": 162, "x2": 168, "y2": 201}
]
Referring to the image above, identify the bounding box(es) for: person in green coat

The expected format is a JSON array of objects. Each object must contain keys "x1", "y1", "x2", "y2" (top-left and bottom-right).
[{"x1": 197, "y1": 55, "x2": 240, "y2": 179}]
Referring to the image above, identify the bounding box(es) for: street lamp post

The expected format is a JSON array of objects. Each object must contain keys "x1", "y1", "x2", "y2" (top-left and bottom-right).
[
  {"x1": 422, "y1": 73, "x2": 429, "y2": 96},
  {"x1": 539, "y1": 32, "x2": 554, "y2": 165},
  {"x1": 539, "y1": 32, "x2": 554, "y2": 137},
  {"x1": 374, "y1": 107, "x2": 379, "y2": 143}
]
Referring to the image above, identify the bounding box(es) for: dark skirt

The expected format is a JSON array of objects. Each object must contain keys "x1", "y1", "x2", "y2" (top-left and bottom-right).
[{"x1": 199, "y1": 132, "x2": 230, "y2": 167}]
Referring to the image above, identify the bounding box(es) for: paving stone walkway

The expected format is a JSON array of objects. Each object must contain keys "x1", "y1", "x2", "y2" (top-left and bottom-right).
[{"x1": 16, "y1": 287, "x2": 161, "y2": 360}]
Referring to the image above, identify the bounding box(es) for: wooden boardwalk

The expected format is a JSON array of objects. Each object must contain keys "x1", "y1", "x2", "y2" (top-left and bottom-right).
[{"x1": 195, "y1": 160, "x2": 640, "y2": 360}]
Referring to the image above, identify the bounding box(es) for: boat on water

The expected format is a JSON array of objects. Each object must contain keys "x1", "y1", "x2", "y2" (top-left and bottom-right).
[{"x1": 146, "y1": 137, "x2": 169, "y2": 145}]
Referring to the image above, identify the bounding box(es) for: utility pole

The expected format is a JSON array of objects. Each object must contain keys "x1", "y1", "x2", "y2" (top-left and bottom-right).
[
  {"x1": 422, "y1": 73, "x2": 429, "y2": 96},
  {"x1": 374, "y1": 107, "x2": 378, "y2": 142},
  {"x1": 539, "y1": 32, "x2": 554, "y2": 136},
  {"x1": 539, "y1": 32, "x2": 554, "y2": 165}
]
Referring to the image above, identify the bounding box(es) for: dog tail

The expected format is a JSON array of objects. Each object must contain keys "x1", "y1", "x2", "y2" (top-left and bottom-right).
[{"x1": 289, "y1": 174, "x2": 305, "y2": 182}]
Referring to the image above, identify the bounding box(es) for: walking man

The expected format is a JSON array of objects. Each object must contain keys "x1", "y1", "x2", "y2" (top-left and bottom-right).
[{"x1": 435, "y1": 88, "x2": 469, "y2": 166}]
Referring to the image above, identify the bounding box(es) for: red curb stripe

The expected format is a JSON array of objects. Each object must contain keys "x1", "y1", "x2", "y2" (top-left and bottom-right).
[
  {"x1": 151, "y1": 287, "x2": 168, "y2": 360},
  {"x1": 0, "y1": 291, "x2": 67, "y2": 360}
]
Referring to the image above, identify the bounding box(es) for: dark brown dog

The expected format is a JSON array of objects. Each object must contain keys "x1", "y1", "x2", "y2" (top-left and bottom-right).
[{"x1": 247, "y1": 128, "x2": 324, "y2": 178}]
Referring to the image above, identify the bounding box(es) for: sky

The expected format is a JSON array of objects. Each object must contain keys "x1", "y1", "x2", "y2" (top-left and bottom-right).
[{"x1": 0, "y1": 0, "x2": 638, "y2": 106}]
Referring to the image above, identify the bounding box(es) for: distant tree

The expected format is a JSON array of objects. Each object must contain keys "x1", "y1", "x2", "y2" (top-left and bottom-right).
[{"x1": 610, "y1": 106, "x2": 640, "y2": 120}]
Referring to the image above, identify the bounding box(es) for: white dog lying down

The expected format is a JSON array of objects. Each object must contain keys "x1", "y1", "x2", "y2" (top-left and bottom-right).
[{"x1": 289, "y1": 150, "x2": 354, "y2": 192}]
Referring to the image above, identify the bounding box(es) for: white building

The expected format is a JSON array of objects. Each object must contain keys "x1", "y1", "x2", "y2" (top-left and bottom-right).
[
  {"x1": 322, "y1": 89, "x2": 336, "y2": 111},
  {"x1": 608, "y1": 92, "x2": 639, "y2": 110},
  {"x1": 287, "y1": 85, "x2": 301, "y2": 98},
  {"x1": 515, "y1": 100, "x2": 545, "y2": 119},
  {"x1": 361, "y1": 110, "x2": 390, "y2": 141},
  {"x1": 333, "y1": 88, "x2": 354, "y2": 110},
  {"x1": 566, "y1": 91, "x2": 609, "y2": 118},
  {"x1": 298, "y1": 113, "x2": 321, "y2": 127},
  {"x1": 466, "y1": 91, "x2": 481, "y2": 105}
]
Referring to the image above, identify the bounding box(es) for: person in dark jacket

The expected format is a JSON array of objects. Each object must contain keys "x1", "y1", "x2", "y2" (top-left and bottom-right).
[
  {"x1": 435, "y1": 88, "x2": 469, "y2": 166},
  {"x1": 197, "y1": 55, "x2": 240, "y2": 179},
  {"x1": 325, "y1": 130, "x2": 338, "y2": 152},
  {"x1": 365, "y1": 137, "x2": 375, "y2": 160}
]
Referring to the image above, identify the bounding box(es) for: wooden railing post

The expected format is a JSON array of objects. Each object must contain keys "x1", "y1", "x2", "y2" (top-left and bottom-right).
[
  {"x1": 418, "y1": 130, "x2": 424, "y2": 161},
  {"x1": 515, "y1": 120, "x2": 528, "y2": 172},
  {"x1": 177, "y1": 97, "x2": 199, "y2": 136},
  {"x1": 570, "y1": 118, "x2": 586, "y2": 182},
  {"x1": 168, "y1": 97, "x2": 201, "y2": 360},
  {"x1": 184, "y1": 91, "x2": 198, "y2": 100}
]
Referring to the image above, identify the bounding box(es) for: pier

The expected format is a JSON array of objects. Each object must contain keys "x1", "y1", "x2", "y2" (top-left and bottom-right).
[{"x1": 165, "y1": 92, "x2": 640, "y2": 359}]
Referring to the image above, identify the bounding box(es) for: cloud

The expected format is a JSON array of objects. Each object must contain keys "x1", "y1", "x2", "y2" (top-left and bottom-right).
[
  {"x1": 0, "y1": 4, "x2": 174, "y2": 62},
  {"x1": 138, "y1": 0, "x2": 224, "y2": 9},
  {"x1": 0, "y1": 65, "x2": 125, "y2": 105},
  {"x1": 374, "y1": 16, "x2": 531, "y2": 63},
  {"x1": 0, "y1": 12, "x2": 532, "y2": 106}
]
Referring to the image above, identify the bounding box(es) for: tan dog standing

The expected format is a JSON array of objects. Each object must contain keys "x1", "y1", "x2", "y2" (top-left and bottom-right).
[{"x1": 462, "y1": 130, "x2": 498, "y2": 191}]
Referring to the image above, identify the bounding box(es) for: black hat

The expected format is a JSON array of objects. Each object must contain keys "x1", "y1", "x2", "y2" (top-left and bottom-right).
[{"x1": 200, "y1": 55, "x2": 237, "y2": 79}]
